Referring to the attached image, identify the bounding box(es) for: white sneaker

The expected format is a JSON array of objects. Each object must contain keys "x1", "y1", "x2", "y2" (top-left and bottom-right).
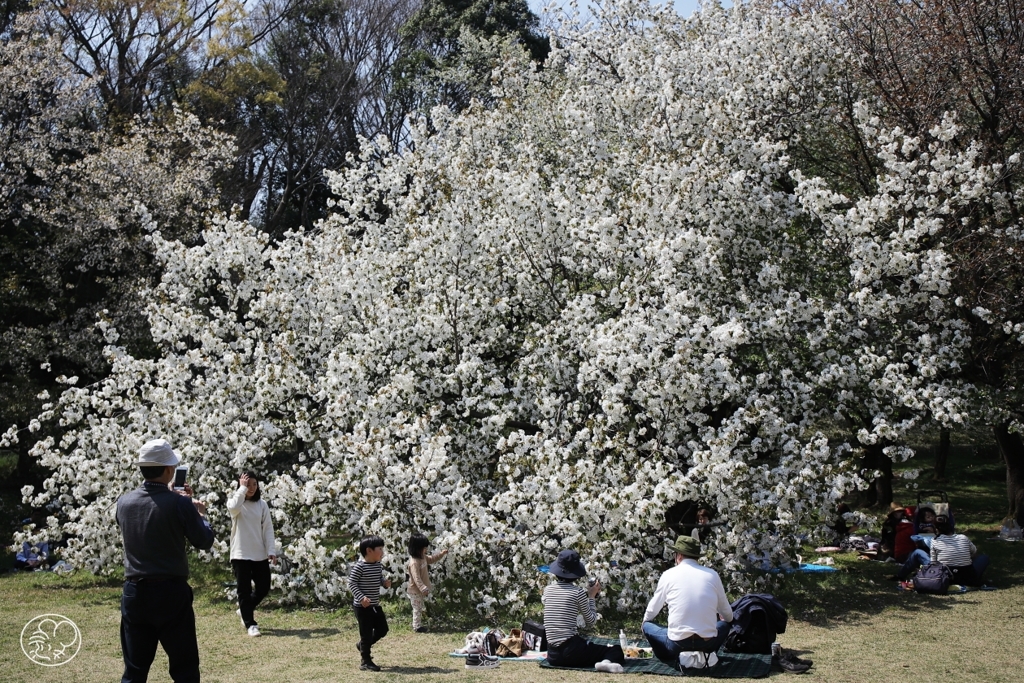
[
  {"x1": 237, "y1": 609, "x2": 245, "y2": 628},
  {"x1": 247, "y1": 624, "x2": 261, "y2": 637}
]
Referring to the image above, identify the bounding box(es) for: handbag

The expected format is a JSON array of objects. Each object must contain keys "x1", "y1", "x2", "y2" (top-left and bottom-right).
[
  {"x1": 521, "y1": 619, "x2": 547, "y2": 651},
  {"x1": 497, "y1": 628, "x2": 525, "y2": 657},
  {"x1": 913, "y1": 562, "x2": 952, "y2": 594},
  {"x1": 484, "y1": 630, "x2": 504, "y2": 657}
]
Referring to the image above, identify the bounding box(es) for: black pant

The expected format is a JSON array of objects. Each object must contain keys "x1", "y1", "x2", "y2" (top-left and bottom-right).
[
  {"x1": 354, "y1": 604, "x2": 389, "y2": 663},
  {"x1": 120, "y1": 578, "x2": 199, "y2": 683},
  {"x1": 232, "y1": 559, "x2": 271, "y2": 627},
  {"x1": 547, "y1": 635, "x2": 625, "y2": 668}
]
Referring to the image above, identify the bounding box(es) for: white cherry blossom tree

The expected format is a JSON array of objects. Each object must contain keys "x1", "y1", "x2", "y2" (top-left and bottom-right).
[{"x1": 17, "y1": 1, "x2": 996, "y2": 611}]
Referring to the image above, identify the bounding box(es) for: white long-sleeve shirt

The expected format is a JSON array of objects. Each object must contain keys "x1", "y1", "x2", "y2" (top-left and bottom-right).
[
  {"x1": 642, "y1": 559, "x2": 733, "y2": 640},
  {"x1": 226, "y1": 486, "x2": 275, "y2": 561}
]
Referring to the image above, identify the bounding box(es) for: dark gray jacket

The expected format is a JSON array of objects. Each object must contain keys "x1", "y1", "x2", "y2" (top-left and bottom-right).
[{"x1": 116, "y1": 481, "x2": 215, "y2": 579}]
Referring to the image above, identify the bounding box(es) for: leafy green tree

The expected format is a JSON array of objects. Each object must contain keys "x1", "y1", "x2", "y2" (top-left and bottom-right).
[
  {"x1": 0, "y1": 18, "x2": 232, "y2": 482},
  {"x1": 186, "y1": 0, "x2": 414, "y2": 234},
  {"x1": 793, "y1": 0, "x2": 1024, "y2": 521},
  {"x1": 392, "y1": 0, "x2": 550, "y2": 121}
]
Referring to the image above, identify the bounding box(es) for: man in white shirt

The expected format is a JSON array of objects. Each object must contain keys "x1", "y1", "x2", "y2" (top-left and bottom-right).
[{"x1": 642, "y1": 536, "x2": 733, "y2": 667}]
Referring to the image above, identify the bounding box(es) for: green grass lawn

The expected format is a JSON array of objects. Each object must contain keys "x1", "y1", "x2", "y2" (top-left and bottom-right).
[{"x1": 1, "y1": 444, "x2": 1021, "y2": 682}]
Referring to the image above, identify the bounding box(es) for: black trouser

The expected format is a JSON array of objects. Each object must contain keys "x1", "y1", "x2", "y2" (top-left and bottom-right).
[
  {"x1": 547, "y1": 635, "x2": 625, "y2": 668},
  {"x1": 354, "y1": 604, "x2": 389, "y2": 663},
  {"x1": 232, "y1": 559, "x2": 271, "y2": 627},
  {"x1": 120, "y1": 578, "x2": 199, "y2": 683}
]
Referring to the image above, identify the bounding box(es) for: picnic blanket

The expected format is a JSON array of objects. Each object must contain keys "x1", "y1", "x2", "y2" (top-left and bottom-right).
[
  {"x1": 537, "y1": 638, "x2": 772, "y2": 678},
  {"x1": 774, "y1": 563, "x2": 837, "y2": 573},
  {"x1": 449, "y1": 650, "x2": 547, "y2": 661}
]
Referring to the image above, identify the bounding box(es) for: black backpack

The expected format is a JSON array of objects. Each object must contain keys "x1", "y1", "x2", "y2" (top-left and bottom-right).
[
  {"x1": 725, "y1": 608, "x2": 774, "y2": 654},
  {"x1": 725, "y1": 594, "x2": 787, "y2": 655}
]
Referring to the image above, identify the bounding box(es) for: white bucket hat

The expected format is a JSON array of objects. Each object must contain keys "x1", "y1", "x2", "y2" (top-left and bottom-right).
[{"x1": 135, "y1": 439, "x2": 181, "y2": 467}]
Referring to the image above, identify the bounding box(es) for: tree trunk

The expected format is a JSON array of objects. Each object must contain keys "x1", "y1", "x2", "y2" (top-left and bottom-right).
[
  {"x1": 992, "y1": 423, "x2": 1024, "y2": 525},
  {"x1": 861, "y1": 442, "x2": 894, "y2": 508},
  {"x1": 934, "y1": 428, "x2": 950, "y2": 480}
]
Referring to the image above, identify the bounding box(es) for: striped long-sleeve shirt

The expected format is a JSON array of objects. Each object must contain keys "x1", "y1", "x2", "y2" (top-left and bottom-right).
[
  {"x1": 930, "y1": 534, "x2": 975, "y2": 567},
  {"x1": 542, "y1": 581, "x2": 596, "y2": 647},
  {"x1": 349, "y1": 559, "x2": 386, "y2": 606}
]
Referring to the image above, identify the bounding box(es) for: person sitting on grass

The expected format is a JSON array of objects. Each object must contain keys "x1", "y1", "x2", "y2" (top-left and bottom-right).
[
  {"x1": 642, "y1": 536, "x2": 733, "y2": 669},
  {"x1": 13, "y1": 517, "x2": 53, "y2": 571},
  {"x1": 542, "y1": 549, "x2": 625, "y2": 669},
  {"x1": 829, "y1": 503, "x2": 859, "y2": 544},
  {"x1": 914, "y1": 505, "x2": 938, "y2": 536},
  {"x1": 930, "y1": 516, "x2": 990, "y2": 587},
  {"x1": 895, "y1": 506, "x2": 934, "y2": 579},
  {"x1": 896, "y1": 516, "x2": 989, "y2": 586},
  {"x1": 880, "y1": 505, "x2": 917, "y2": 563}
]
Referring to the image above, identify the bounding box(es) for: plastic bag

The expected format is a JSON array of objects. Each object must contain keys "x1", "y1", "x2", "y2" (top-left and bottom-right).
[
  {"x1": 999, "y1": 518, "x2": 1022, "y2": 541},
  {"x1": 679, "y1": 651, "x2": 718, "y2": 668}
]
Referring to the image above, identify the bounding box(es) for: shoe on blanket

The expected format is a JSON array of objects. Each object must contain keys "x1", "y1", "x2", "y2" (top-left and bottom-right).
[
  {"x1": 465, "y1": 653, "x2": 500, "y2": 669},
  {"x1": 595, "y1": 660, "x2": 624, "y2": 673}
]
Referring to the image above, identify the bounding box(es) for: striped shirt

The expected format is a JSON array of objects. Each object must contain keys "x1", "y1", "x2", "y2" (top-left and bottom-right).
[
  {"x1": 542, "y1": 581, "x2": 596, "y2": 647},
  {"x1": 349, "y1": 558, "x2": 386, "y2": 606},
  {"x1": 930, "y1": 534, "x2": 975, "y2": 568}
]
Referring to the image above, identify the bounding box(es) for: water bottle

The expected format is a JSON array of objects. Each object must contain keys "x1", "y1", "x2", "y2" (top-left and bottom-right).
[{"x1": 619, "y1": 628, "x2": 628, "y2": 650}]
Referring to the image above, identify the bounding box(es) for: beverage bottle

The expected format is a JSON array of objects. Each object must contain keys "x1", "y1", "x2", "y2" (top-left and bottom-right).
[{"x1": 619, "y1": 629, "x2": 628, "y2": 649}]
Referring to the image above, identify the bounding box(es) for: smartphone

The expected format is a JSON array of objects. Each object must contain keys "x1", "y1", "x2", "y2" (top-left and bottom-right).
[{"x1": 173, "y1": 466, "x2": 187, "y2": 491}]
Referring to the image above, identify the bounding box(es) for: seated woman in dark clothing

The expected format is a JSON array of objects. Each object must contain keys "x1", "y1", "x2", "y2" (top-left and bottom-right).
[
  {"x1": 829, "y1": 503, "x2": 862, "y2": 546},
  {"x1": 542, "y1": 549, "x2": 625, "y2": 668}
]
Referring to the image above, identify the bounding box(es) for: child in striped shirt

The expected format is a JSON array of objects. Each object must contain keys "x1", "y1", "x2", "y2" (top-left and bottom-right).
[{"x1": 349, "y1": 536, "x2": 392, "y2": 671}]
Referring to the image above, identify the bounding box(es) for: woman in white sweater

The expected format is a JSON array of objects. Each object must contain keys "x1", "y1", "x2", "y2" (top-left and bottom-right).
[{"x1": 227, "y1": 471, "x2": 276, "y2": 637}]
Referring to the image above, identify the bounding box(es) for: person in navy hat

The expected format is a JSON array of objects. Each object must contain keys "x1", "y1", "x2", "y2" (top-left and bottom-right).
[
  {"x1": 116, "y1": 438, "x2": 214, "y2": 683},
  {"x1": 542, "y1": 549, "x2": 625, "y2": 668}
]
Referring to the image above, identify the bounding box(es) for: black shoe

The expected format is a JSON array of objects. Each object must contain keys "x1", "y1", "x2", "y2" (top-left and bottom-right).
[
  {"x1": 776, "y1": 654, "x2": 811, "y2": 673},
  {"x1": 360, "y1": 661, "x2": 381, "y2": 671},
  {"x1": 414, "y1": 627, "x2": 427, "y2": 633}
]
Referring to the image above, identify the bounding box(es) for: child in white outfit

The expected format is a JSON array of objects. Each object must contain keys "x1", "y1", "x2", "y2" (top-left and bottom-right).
[{"x1": 406, "y1": 533, "x2": 448, "y2": 632}]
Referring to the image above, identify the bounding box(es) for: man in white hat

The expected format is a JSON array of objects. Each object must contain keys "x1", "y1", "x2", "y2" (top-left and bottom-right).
[{"x1": 116, "y1": 438, "x2": 215, "y2": 683}]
